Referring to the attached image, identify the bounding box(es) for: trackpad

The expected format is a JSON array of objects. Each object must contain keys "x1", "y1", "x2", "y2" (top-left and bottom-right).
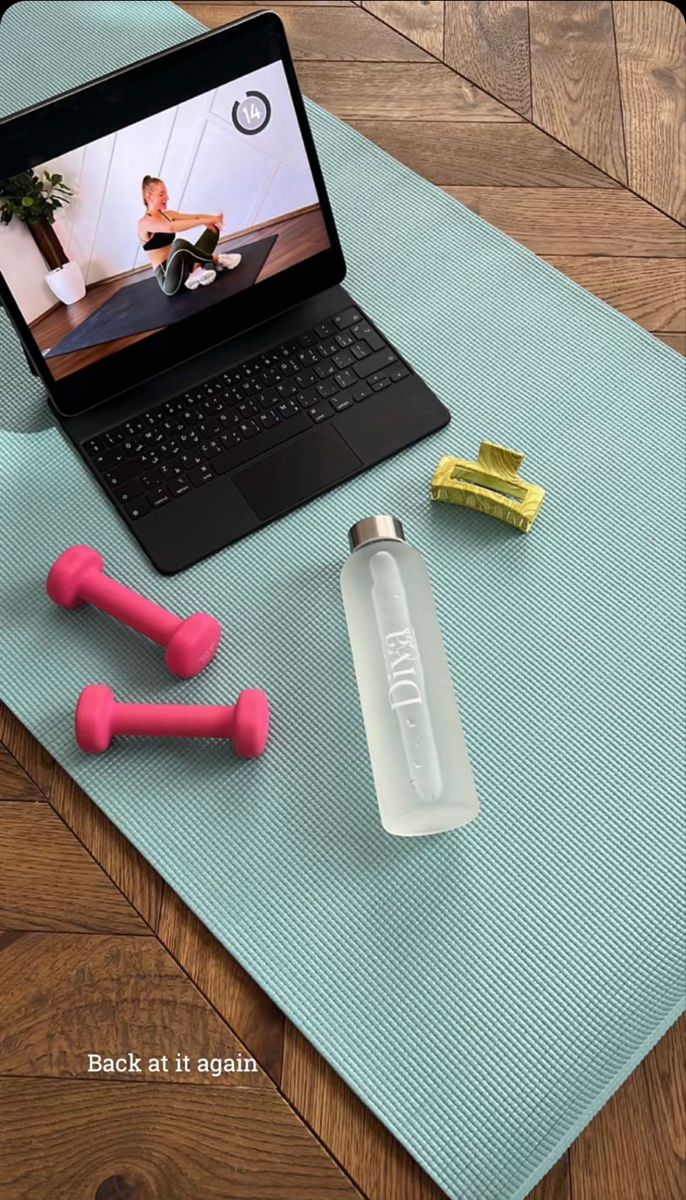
[{"x1": 233, "y1": 425, "x2": 362, "y2": 521}]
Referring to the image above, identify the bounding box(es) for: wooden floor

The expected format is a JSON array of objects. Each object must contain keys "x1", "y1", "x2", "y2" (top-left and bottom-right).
[
  {"x1": 32, "y1": 207, "x2": 329, "y2": 381},
  {"x1": 2, "y1": 3, "x2": 684, "y2": 1199}
]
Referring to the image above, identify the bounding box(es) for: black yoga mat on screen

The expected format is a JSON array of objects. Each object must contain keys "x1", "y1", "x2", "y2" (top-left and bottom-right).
[{"x1": 45, "y1": 234, "x2": 277, "y2": 359}]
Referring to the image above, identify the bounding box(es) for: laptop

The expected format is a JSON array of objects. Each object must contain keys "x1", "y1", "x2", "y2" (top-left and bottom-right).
[{"x1": 0, "y1": 11, "x2": 449, "y2": 574}]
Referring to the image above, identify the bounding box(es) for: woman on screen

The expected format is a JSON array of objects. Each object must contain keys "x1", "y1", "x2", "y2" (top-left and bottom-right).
[{"x1": 138, "y1": 175, "x2": 241, "y2": 295}]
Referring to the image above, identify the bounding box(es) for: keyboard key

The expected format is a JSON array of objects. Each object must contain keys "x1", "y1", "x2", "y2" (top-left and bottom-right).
[
  {"x1": 297, "y1": 348, "x2": 320, "y2": 367},
  {"x1": 201, "y1": 440, "x2": 222, "y2": 459},
  {"x1": 148, "y1": 486, "x2": 171, "y2": 509},
  {"x1": 316, "y1": 378, "x2": 339, "y2": 399},
  {"x1": 220, "y1": 430, "x2": 242, "y2": 449},
  {"x1": 353, "y1": 384, "x2": 371, "y2": 403},
  {"x1": 335, "y1": 331, "x2": 354, "y2": 349},
  {"x1": 84, "y1": 437, "x2": 106, "y2": 457},
  {"x1": 307, "y1": 401, "x2": 334, "y2": 424},
  {"x1": 276, "y1": 382, "x2": 297, "y2": 399},
  {"x1": 179, "y1": 450, "x2": 203, "y2": 468},
  {"x1": 239, "y1": 419, "x2": 260, "y2": 439},
  {"x1": 389, "y1": 364, "x2": 410, "y2": 382},
  {"x1": 295, "y1": 387, "x2": 318, "y2": 409},
  {"x1": 258, "y1": 409, "x2": 280, "y2": 430},
  {"x1": 105, "y1": 459, "x2": 143, "y2": 488},
  {"x1": 97, "y1": 445, "x2": 125, "y2": 470},
  {"x1": 294, "y1": 369, "x2": 317, "y2": 389},
  {"x1": 351, "y1": 340, "x2": 371, "y2": 360},
  {"x1": 238, "y1": 399, "x2": 259, "y2": 418},
  {"x1": 334, "y1": 368, "x2": 357, "y2": 390},
  {"x1": 169, "y1": 477, "x2": 191, "y2": 498},
  {"x1": 188, "y1": 463, "x2": 215, "y2": 486},
  {"x1": 277, "y1": 399, "x2": 301, "y2": 420},
  {"x1": 371, "y1": 376, "x2": 391, "y2": 392},
  {"x1": 350, "y1": 322, "x2": 384, "y2": 352},
  {"x1": 115, "y1": 479, "x2": 145, "y2": 504},
  {"x1": 316, "y1": 339, "x2": 338, "y2": 358},
  {"x1": 160, "y1": 462, "x2": 182, "y2": 481},
  {"x1": 331, "y1": 392, "x2": 354, "y2": 412},
  {"x1": 141, "y1": 469, "x2": 162, "y2": 490},
  {"x1": 298, "y1": 330, "x2": 317, "y2": 347},
  {"x1": 314, "y1": 319, "x2": 334, "y2": 338},
  {"x1": 256, "y1": 389, "x2": 278, "y2": 410},
  {"x1": 124, "y1": 497, "x2": 150, "y2": 520},
  {"x1": 199, "y1": 420, "x2": 221, "y2": 437},
  {"x1": 314, "y1": 360, "x2": 336, "y2": 380},
  {"x1": 333, "y1": 306, "x2": 362, "y2": 329},
  {"x1": 354, "y1": 348, "x2": 398, "y2": 379},
  {"x1": 333, "y1": 349, "x2": 354, "y2": 370}
]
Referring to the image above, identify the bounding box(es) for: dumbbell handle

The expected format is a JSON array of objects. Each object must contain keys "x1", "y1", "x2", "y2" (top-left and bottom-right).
[
  {"x1": 112, "y1": 700, "x2": 236, "y2": 740},
  {"x1": 79, "y1": 569, "x2": 180, "y2": 646}
]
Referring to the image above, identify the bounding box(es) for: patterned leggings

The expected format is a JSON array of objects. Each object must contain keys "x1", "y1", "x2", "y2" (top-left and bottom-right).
[{"x1": 154, "y1": 226, "x2": 219, "y2": 296}]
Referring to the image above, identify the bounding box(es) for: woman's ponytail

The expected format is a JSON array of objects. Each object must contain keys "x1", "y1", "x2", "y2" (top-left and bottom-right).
[{"x1": 141, "y1": 174, "x2": 162, "y2": 206}]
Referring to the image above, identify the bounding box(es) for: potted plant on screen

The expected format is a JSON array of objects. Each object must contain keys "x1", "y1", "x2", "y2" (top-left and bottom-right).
[{"x1": 0, "y1": 168, "x2": 85, "y2": 305}]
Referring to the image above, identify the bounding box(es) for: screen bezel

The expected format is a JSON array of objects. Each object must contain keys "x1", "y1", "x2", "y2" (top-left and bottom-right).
[{"x1": 0, "y1": 11, "x2": 346, "y2": 416}]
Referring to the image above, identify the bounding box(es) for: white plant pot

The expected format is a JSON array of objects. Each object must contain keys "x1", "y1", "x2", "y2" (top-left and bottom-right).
[{"x1": 45, "y1": 261, "x2": 86, "y2": 305}]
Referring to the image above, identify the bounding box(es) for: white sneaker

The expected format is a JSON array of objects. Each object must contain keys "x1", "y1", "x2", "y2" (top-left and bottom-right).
[
  {"x1": 185, "y1": 266, "x2": 216, "y2": 290},
  {"x1": 215, "y1": 252, "x2": 242, "y2": 271}
]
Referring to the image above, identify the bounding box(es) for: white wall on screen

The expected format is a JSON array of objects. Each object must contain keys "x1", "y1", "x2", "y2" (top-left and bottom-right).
[{"x1": 1, "y1": 59, "x2": 318, "y2": 323}]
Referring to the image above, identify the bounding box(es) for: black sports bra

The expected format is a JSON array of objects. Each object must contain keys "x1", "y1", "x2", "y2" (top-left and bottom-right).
[{"x1": 142, "y1": 210, "x2": 174, "y2": 251}]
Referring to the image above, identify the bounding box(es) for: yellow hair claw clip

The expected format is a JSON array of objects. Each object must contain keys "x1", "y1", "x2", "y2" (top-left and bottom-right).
[{"x1": 431, "y1": 442, "x2": 545, "y2": 533}]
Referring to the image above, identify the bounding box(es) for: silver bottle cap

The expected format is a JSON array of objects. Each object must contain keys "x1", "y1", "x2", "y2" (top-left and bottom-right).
[{"x1": 348, "y1": 515, "x2": 405, "y2": 551}]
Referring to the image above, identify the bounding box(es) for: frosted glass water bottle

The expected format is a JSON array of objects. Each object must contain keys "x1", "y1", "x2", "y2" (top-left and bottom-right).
[{"x1": 340, "y1": 516, "x2": 479, "y2": 836}]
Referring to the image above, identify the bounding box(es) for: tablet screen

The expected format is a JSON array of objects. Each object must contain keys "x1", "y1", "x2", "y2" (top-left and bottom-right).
[{"x1": 0, "y1": 58, "x2": 331, "y2": 385}]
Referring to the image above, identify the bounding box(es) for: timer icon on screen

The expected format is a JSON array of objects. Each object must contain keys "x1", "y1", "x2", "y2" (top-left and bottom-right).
[{"x1": 231, "y1": 91, "x2": 272, "y2": 135}]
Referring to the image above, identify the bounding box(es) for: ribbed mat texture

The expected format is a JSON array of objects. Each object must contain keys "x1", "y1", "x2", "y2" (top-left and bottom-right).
[{"x1": 1, "y1": 6, "x2": 684, "y2": 1199}]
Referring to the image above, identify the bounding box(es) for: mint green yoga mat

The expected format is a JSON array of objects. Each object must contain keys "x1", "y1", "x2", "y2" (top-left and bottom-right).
[{"x1": 1, "y1": 5, "x2": 684, "y2": 1199}]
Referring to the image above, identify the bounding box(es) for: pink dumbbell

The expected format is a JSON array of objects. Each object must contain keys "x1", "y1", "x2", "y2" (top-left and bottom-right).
[
  {"x1": 47, "y1": 545, "x2": 221, "y2": 679},
  {"x1": 76, "y1": 684, "x2": 270, "y2": 758}
]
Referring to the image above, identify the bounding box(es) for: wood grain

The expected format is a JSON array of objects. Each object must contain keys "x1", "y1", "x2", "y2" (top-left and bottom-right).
[
  {"x1": 570, "y1": 1016, "x2": 686, "y2": 1200},
  {"x1": 0, "y1": 744, "x2": 45, "y2": 801},
  {"x1": 656, "y1": 332, "x2": 686, "y2": 356},
  {"x1": 543, "y1": 256, "x2": 686, "y2": 332},
  {"x1": 179, "y1": 3, "x2": 432, "y2": 60},
  {"x1": 157, "y1": 885, "x2": 286, "y2": 1087},
  {"x1": 444, "y1": 1, "x2": 532, "y2": 118},
  {"x1": 361, "y1": 1, "x2": 445, "y2": 58},
  {"x1": 0, "y1": 707, "x2": 55, "y2": 796},
  {"x1": 529, "y1": 2, "x2": 627, "y2": 183},
  {"x1": 348, "y1": 121, "x2": 619, "y2": 185},
  {"x1": 526, "y1": 1156, "x2": 572, "y2": 1200},
  {"x1": 282, "y1": 1022, "x2": 446, "y2": 1200},
  {"x1": 0, "y1": 932, "x2": 268, "y2": 1086},
  {"x1": 0, "y1": 1078, "x2": 363, "y2": 1199},
  {"x1": 614, "y1": 0, "x2": 686, "y2": 223},
  {"x1": 48, "y1": 768, "x2": 164, "y2": 931},
  {"x1": 446, "y1": 188, "x2": 686, "y2": 255},
  {"x1": 0, "y1": 803, "x2": 147, "y2": 933},
  {"x1": 296, "y1": 61, "x2": 521, "y2": 120}
]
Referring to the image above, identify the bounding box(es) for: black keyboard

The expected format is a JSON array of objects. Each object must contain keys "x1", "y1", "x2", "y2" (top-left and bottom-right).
[{"x1": 82, "y1": 305, "x2": 411, "y2": 521}]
